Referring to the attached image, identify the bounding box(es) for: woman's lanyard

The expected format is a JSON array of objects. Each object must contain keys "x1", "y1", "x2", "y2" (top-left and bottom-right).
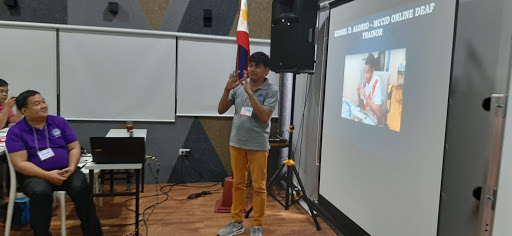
[{"x1": 33, "y1": 123, "x2": 54, "y2": 160}]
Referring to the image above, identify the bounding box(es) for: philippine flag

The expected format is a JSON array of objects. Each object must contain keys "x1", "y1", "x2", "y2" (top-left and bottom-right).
[{"x1": 236, "y1": 0, "x2": 249, "y2": 80}]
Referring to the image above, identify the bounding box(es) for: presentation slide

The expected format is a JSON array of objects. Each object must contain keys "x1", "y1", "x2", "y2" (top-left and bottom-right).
[
  {"x1": 319, "y1": 0, "x2": 456, "y2": 235},
  {"x1": 341, "y1": 49, "x2": 406, "y2": 132}
]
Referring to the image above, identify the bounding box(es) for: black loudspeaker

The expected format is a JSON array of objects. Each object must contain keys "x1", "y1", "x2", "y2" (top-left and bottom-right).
[
  {"x1": 107, "y1": 2, "x2": 119, "y2": 15},
  {"x1": 203, "y1": 9, "x2": 212, "y2": 28},
  {"x1": 270, "y1": 0, "x2": 319, "y2": 74},
  {"x1": 4, "y1": 0, "x2": 17, "y2": 7}
]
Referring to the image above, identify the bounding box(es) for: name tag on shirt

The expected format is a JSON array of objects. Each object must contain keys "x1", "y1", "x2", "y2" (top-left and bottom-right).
[
  {"x1": 38, "y1": 148, "x2": 55, "y2": 161},
  {"x1": 241, "y1": 106, "x2": 253, "y2": 117}
]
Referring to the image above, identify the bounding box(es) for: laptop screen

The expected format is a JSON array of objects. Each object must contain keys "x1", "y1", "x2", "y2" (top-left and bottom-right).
[{"x1": 89, "y1": 137, "x2": 145, "y2": 164}]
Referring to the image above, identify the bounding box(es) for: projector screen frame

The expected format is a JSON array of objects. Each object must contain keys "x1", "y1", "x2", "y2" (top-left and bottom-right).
[{"x1": 316, "y1": 0, "x2": 459, "y2": 235}]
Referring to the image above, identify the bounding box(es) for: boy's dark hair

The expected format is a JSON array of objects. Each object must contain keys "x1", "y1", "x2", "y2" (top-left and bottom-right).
[
  {"x1": 365, "y1": 53, "x2": 377, "y2": 69},
  {"x1": 16, "y1": 90, "x2": 40, "y2": 111},
  {"x1": 0, "y1": 78, "x2": 8, "y2": 87},
  {"x1": 249, "y1": 52, "x2": 270, "y2": 68}
]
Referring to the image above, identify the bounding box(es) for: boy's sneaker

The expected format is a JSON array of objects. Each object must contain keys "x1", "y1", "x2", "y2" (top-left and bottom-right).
[
  {"x1": 217, "y1": 221, "x2": 244, "y2": 236},
  {"x1": 251, "y1": 226, "x2": 263, "y2": 236}
]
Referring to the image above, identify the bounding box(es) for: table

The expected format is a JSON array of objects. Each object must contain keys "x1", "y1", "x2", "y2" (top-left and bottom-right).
[
  {"x1": 0, "y1": 128, "x2": 7, "y2": 193},
  {"x1": 87, "y1": 128, "x2": 147, "y2": 233},
  {"x1": 106, "y1": 129, "x2": 147, "y2": 140},
  {"x1": 0, "y1": 146, "x2": 6, "y2": 193},
  {"x1": 106, "y1": 129, "x2": 147, "y2": 192},
  {"x1": 84, "y1": 162, "x2": 142, "y2": 233},
  {"x1": 341, "y1": 97, "x2": 378, "y2": 125}
]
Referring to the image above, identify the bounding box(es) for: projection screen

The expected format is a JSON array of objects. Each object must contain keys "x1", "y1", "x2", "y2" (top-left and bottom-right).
[{"x1": 319, "y1": 0, "x2": 457, "y2": 235}]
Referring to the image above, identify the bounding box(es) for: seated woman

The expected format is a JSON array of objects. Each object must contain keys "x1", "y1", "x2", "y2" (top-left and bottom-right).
[{"x1": 0, "y1": 78, "x2": 22, "y2": 128}]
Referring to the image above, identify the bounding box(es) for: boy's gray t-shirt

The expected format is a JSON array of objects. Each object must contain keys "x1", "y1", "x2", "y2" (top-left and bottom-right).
[{"x1": 228, "y1": 79, "x2": 279, "y2": 151}]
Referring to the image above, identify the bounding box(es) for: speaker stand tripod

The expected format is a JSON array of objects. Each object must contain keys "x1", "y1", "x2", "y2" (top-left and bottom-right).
[{"x1": 245, "y1": 73, "x2": 321, "y2": 230}]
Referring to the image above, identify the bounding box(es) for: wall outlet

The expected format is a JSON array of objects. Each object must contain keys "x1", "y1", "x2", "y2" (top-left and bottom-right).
[{"x1": 179, "y1": 148, "x2": 191, "y2": 156}]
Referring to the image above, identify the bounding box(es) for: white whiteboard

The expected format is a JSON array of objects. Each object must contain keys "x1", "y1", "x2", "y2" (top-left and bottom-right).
[
  {"x1": 59, "y1": 30, "x2": 176, "y2": 122},
  {"x1": 176, "y1": 38, "x2": 280, "y2": 117},
  {"x1": 0, "y1": 27, "x2": 58, "y2": 115}
]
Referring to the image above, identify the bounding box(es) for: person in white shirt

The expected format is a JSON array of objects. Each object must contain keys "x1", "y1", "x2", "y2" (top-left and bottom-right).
[{"x1": 357, "y1": 54, "x2": 382, "y2": 119}]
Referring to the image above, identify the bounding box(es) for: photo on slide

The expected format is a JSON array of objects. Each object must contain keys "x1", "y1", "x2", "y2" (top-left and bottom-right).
[{"x1": 341, "y1": 48, "x2": 406, "y2": 132}]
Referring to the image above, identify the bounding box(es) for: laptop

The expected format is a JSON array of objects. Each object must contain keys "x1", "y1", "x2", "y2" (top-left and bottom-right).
[{"x1": 89, "y1": 137, "x2": 145, "y2": 164}]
